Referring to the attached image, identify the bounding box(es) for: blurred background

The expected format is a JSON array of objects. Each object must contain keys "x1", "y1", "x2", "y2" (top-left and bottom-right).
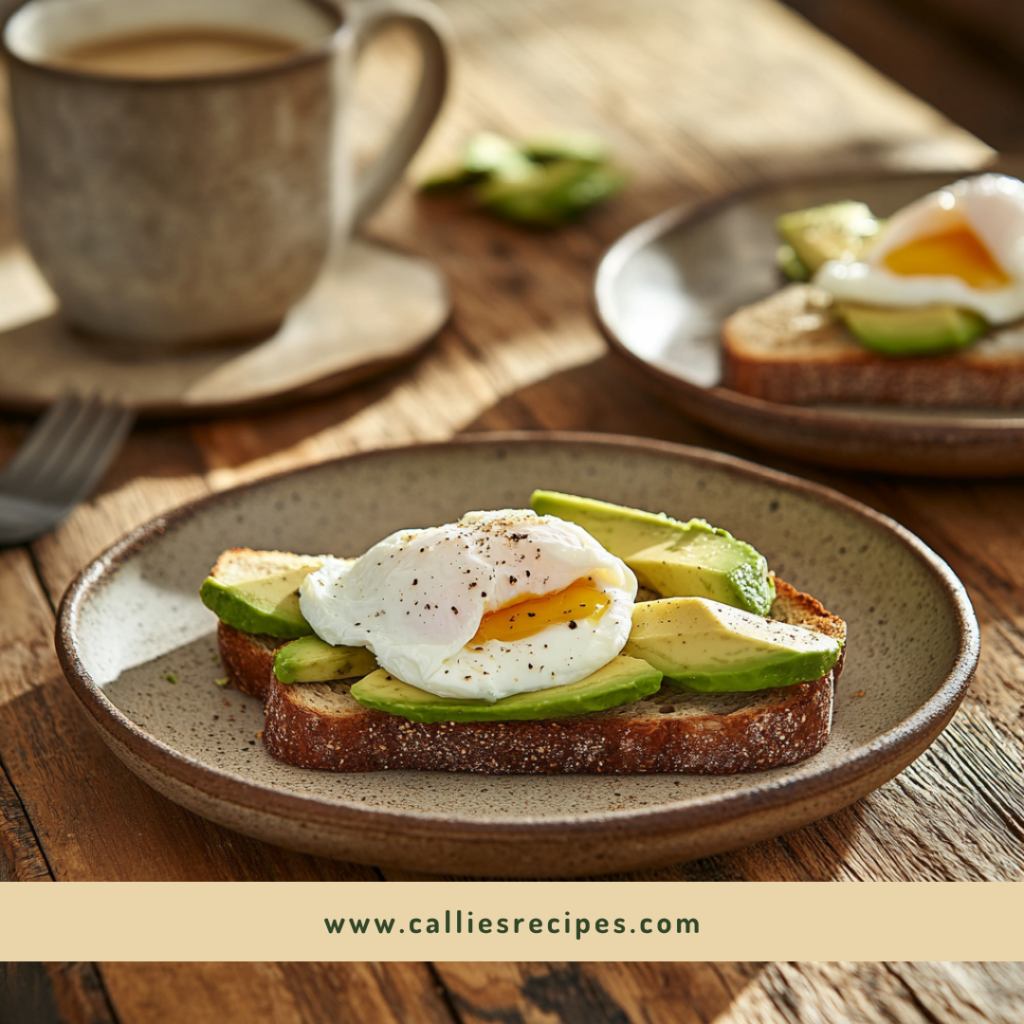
[{"x1": 783, "y1": 0, "x2": 1024, "y2": 150}]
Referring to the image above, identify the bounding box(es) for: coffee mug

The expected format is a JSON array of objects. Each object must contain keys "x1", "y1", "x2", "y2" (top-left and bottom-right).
[{"x1": 2, "y1": 0, "x2": 449, "y2": 347}]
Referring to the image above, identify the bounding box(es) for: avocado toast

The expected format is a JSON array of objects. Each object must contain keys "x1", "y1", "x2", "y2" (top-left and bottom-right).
[
  {"x1": 721, "y1": 282, "x2": 1024, "y2": 407},
  {"x1": 722, "y1": 179, "x2": 1024, "y2": 408},
  {"x1": 203, "y1": 493, "x2": 846, "y2": 774}
]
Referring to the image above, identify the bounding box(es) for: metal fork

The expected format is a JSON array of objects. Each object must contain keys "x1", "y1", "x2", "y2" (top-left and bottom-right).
[{"x1": 0, "y1": 393, "x2": 135, "y2": 545}]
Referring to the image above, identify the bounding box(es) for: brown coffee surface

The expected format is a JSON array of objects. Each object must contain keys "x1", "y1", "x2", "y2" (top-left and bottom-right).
[{"x1": 51, "y1": 26, "x2": 302, "y2": 77}]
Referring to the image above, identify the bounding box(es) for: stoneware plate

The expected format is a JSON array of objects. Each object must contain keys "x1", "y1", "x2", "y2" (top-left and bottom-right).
[
  {"x1": 595, "y1": 165, "x2": 1024, "y2": 476},
  {"x1": 56, "y1": 434, "x2": 978, "y2": 877}
]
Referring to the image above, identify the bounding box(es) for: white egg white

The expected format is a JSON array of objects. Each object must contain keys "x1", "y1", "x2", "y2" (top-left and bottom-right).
[
  {"x1": 299, "y1": 509, "x2": 638, "y2": 701},
  {"x1": 814, "y1": 174, "x2": 1024, "y2": 323}
]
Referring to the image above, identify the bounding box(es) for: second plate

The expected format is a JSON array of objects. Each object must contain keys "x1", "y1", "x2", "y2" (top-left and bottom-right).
[{"x1": 596, "y1": 166, "x2": 1024, "y2": 476}]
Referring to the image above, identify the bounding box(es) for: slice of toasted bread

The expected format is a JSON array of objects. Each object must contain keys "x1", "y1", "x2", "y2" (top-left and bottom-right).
[
  {"x1": 209, "y1": 547, "x2": 325, "y2": 586},
  {"x1": 211, "y1": 546, "x2": 846, "y2": 773},
  {"x1": 721, "y1": 283, "x2": 1024, "y2": 407}
]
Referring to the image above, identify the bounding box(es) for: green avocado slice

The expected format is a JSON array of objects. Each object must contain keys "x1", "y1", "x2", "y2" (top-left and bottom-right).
[
  {"x1": 836, "y1": 302, "x2": 988, "y2": 356},
  {"x1": 624, "y1": 597, "x2": 842, "y2": 693},
  {"x1": 521, "y1": 131, "x2": 608, "y2": 164},
  {"x1": 529, "y1": 490, "x2": 775, "y2": 617},
  {"x1": 776, "y1": 200, "x2": 882, "y2": 274},
  {"x1": 477, "y1": 160, "x2": 626, "y2": 226},
  {"x1": 350, "y1": 655, "x2": 663, "y2": 722},
  {"x1": 274, "y1": 635, "x2": 378, "y2": 684},
  {"x1": 776, "y1": 243, "x2": 811, "y2": 282},
  {"x1": 200, "y1": 566, "x2": 315, "y2": 639}
]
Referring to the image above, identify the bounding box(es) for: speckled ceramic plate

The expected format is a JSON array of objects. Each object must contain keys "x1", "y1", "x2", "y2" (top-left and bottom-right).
[
  {"x1": 596, "y1": 164, "x2": 1024, "y2": 476},
  {"x1": 56, "y1": 434, "x2": 978, "y2": 877}
]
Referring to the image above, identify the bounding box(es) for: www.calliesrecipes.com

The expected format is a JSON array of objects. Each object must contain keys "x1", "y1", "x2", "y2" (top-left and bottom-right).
[{"x1": 325, "y1": 910, "x2": 699, "y2": 939}]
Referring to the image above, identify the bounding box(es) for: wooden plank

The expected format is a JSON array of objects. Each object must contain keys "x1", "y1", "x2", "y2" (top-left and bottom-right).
[
  {"x1": 436, "y1": 962, "x2": 1024, "y2": 1024},
  {"x1": 275, "y1": 964, "x2": 457, "y2": 1024},
  {"x1": 0, "y1": 963, "x2": 115, "y2": 1024},
  {"x1": 41, "y1": 963, "x2": 118, "y2": 1024},
  {"x1": 907, "y1": 0, "x2": 1024, "y2": 56},
  {"x1": 97, "y1": 963, "x2": 457, "y2": 1024},
  {"x1": 885, "y1": 963, "x2": 1024, "y2": 1024},
  {"x1": 784, "y1": 0, "x2": 1024, "y2": 151},
  {"x1": 18, "y1": 962, "x2": 1019, "y2": 1024},
  {"x1": 0, "y1": 759, "x2": 51, "y2": 881},
  {"x1": 0, "y1": 549, "x2": 55, "y2": 883},
  {"x1": 98, "y1": 963, "x2": 306, "y2": 1024},
  {"x1": 0, "y1": 963, "x2": 67, "y2": 1024},
  {"x1": 432, "y1": 962, "x2": 646, "y2": 1024},
  {"x1": 710, "y1": 962, "x2": 1024, "y2": 1024}
]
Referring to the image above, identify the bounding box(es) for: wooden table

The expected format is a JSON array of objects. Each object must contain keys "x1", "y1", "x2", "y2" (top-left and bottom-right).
[
  {"x1": 0, "y1": 0, "x2": 1021, "y2": 1016},
  {"x1": 3, "y1": 961, "x2": 1022, "y2": 1024}
]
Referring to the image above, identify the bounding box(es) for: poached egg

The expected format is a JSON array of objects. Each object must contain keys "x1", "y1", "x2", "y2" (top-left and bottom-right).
[
  {"x1": 814, "y1": 173, "x2": 1024, "y2": 324},
  {"x1": 299, "y1": 509, "x2": 637, "y2": 701}
]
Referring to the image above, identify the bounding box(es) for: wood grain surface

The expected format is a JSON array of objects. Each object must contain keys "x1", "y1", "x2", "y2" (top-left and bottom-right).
[
  {"x1": 783, "y1": 0, "x2": 1024, "y2": 152},
  {"x1": 0, "y1": 0, "x2": 1020, "y2": 890},
  {"x1": 1, "y1": 0, "x2": 1023, "y2": 1016},
  {"x1": 1, "y1": 962, "x2": 1021, "y2": 1024}
]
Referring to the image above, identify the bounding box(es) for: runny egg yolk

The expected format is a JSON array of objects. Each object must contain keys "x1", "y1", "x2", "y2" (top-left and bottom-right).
[
  {"x1": 470, "y1": 578, "x2": 610, "y2": 645},
  {"x1": 883, "y1": 226, "x2": 1010, "y2": 289}
]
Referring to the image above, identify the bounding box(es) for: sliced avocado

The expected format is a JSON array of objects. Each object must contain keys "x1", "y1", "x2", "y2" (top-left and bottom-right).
[
  {"x1": 273, "y1": 635, "x2": 378, "y2": 684},
  {"x1": 777, "y1": 201, "x2": 881, "y2": 274},
  {"x1": 350, "y1": 655, "x2": 663, "y2": 722},
  {"x1": 420, "y1": 132, "x2": 533, "y2": 191},
  {"x1": 521, "y1": 131, "x2": 607, "y2": 164},
  {"x1": 530, "y1": 490, "x2": 775, "y2": 617},
  {"x1": 624, "y1": 597, "x2": 842, "y2": 693},
  {"x1": 464, "y1": 131, "x2": 534, "y2": 180},
  {"x1": 776, "y1": 243, "x2": 811, "y2": 282},
  {"x1": 626, "y1": 535, "x2": 776, "y2": 617},
  {"x1": 836, "y1": 302, "x2": 987, "y2": 356},
  {"x1": 477, "y1": 160, "x2": 626, "y2": 226},
  {"x1": 419, "y1": 160, "x2": 479, "y2": 192},
  {"x1": 200, "y1": 566, "x2": 316, "y2": 639}
]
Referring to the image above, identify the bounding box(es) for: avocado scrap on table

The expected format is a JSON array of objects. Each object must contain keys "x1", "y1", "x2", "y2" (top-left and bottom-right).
[{"x1": 420, "y1": 130, "x2": 626, "y2": 226}]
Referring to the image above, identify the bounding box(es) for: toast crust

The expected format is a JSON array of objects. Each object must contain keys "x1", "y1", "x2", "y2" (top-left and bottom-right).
[
  {"x1": 216, "y1": 577, "x2": 846, "y2": 775},
  {"x1": 721, "y1": 284, "x2": 1024, "y2": 407}
]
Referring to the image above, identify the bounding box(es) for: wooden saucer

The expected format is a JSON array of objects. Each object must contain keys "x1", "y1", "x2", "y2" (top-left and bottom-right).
[{"x1": 0, "y1": 238, "x2": 449, "y2": 418}]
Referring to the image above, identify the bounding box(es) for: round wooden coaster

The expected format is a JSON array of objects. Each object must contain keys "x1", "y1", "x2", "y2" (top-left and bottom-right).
[{"x1": 0, "y1": 239, "x2": 449, "y2": 417}]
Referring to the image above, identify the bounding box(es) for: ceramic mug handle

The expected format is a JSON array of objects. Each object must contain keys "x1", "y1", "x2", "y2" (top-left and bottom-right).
[{"x1": 348, "y1": 0, "x2": 450, "y2": 227}]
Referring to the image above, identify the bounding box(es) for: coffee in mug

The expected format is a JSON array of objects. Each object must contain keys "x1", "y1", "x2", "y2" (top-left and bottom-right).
[
  {"x1": 50, "y1": 27, "x2": 303, "y2": 77},
  {"x1": 2, "y1": 0, "x2": 449, "y2": 348}
]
